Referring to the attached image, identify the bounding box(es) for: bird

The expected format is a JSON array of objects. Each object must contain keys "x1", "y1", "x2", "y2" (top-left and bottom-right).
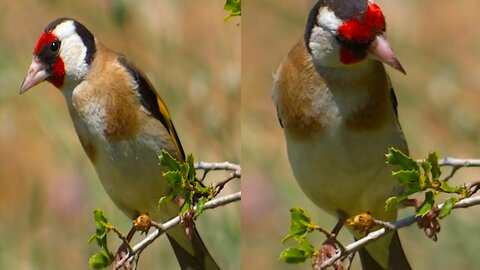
[
  {"x1": 272, "y1": 0, "x2": 411, "y2": 269},
  {"x1": 20, "y1": 18, "x2": 219, "y2": 270}
]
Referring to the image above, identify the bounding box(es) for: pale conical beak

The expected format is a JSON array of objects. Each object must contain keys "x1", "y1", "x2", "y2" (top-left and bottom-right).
[
  {"x1": 368, "y1": 33, "x2": 406, "y2": 75},
  {"x1": 19, "y1": 58, "x2": 50, "y2": 94}
]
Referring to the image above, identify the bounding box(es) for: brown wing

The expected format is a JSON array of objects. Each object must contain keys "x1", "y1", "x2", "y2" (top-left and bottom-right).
[{"x1": 117, "y1": 57, "x2": 186, "y2": 161}]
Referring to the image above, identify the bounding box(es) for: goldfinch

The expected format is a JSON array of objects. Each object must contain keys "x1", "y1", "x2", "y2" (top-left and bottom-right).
[
  {"x1": 20, "y1": 18, "x2": 219, "y2": 270},
  {"x1": 272, "y1": 0, "x2": 411, "y2": 269}
]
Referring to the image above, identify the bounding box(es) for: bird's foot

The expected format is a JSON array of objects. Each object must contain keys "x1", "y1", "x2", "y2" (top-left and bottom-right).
[
  {"x1": 314, "y1": 237, "x2": 348, "y2": 270},
  {"x1": 114, "y1": 240, "x2": 136, "y2": 270},
  {"x1": 113, "y1": 220, "x2": 144, "y2": 270}
]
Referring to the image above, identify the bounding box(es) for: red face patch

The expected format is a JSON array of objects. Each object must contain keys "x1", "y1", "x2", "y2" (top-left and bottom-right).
[
  {"x1": 337, "y1": 2, "x2": 386, "y2": 44},
  {"x1": 47, "y1": 59, "x2": 65, "y2": 88},
  {"x1": 339, "y1": 47, "x2": 361, "y2": 64},
  {"x1": 33, "y1": 31, "x2": 66, "y2": 88},
  {"x1": 33, "y1": 32, "x2": 57, "y2": 54}
]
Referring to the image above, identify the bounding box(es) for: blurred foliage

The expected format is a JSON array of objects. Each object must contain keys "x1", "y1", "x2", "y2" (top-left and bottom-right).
[
  {"x1": 224, "y1": 0, "x2": 241, "y2": 21},
  {"x1": 110, "y1": 0, "x2": 128, "y2": 27},
  {"x1": 0, "y1": 0, "x2": 239, "y2": 269}
]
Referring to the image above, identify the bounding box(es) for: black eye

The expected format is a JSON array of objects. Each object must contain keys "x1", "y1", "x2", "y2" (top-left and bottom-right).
[{"x1": 50, "y1": 41, "x2": 60, "y2": 52}]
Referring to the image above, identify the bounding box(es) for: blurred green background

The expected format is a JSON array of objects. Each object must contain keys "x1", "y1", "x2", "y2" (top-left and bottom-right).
[
  {"x1": 243, "y1": 0, "x2": 480, "y2": 269},
  {"x1": 0, "y1": 0, "x2": 239, "y2": 269}
]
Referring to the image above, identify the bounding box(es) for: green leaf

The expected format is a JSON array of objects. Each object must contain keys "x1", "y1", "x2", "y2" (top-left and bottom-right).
[
  {"x1": 392, "y1": 170, "x2": 421, "y2": 190},
  {"x1": 439, "y1": 197, "x2": 457, "y2": 218},
  {"x1": 158, "y1": 194, "x2": 174, "y2": 208},
  {"x1": 163, "y1": 171, "x2": 183, "y2": 187},
  {"x1": 224, "y1": 0, "x2": 241, "y2": 20},
  {"x1": 298, "y1": 237, "x2": 315, "y2": 254},
  {"x1": 386, "y1": 148, "x2": 419, "y2": 171},
  {"x1": 416, "y1": 191, "x2": 435, "y2": 217},
  {"x1": 421, "y1": 160, "x2": 432, "y2": 181},
  {"x1": 90, "y1": 209, "x2": 111, "y2": 246},
  {"x1": 88, "y1": 248, "x2": 114, "y2": 269},
  {"x1": 385, "y1": 194, "x2": 409, "y2": 210},
  {"x1": 93, "y1": 209, "x2": 110, "y2": 230},
  {"x1": 282, "y1": 208, "x2": 313, "y2": 243},
  {"x1": 288, "y1": 207, "x2": 313, "y2": 236},
  {"x1": 186, "y1": 154, "x2": 196, "y2": 181},
  {"x1": 89, "y1": 210, "x2": 114, "y2": 268},
  {"x1": 440, "y1": 181, "x2": 462, "y2": 194},
  {"x1": 280, "y1": 237, "x2": 315, "y2": 263},
  {"x1": 279, "y1": 247, "x2": 309, "y2": 264},
  {"x1": 224, "y1": 0, "x2": 240, "y2": 10},
  {"x1": 180, "y1": 162, "x2": 190, "y2": 180},
  {"x1": 159, "y1": 150, "x2": 180, "y2": 172},
  {"x1": 427, "y1": 152, "x2": 441, "y2": 180},
  {"x1": 195, "y1": 181, "x2": 210, "y2": 195},
  {"x1": 195, "y1": 197, "x2": 207, "y2": 218}
]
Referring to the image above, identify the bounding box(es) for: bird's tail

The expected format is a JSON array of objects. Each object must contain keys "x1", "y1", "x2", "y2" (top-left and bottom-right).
[
  {"x1": 357, "y1": 231, "x2": 411, "y2": 270},
  {"x1": 167, "y1": 226, "x2": 220, "y2": 270}
]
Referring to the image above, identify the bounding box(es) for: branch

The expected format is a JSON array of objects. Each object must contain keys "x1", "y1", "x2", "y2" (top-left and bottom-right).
[
  {"x1": 440, "y1": 158, "x2": 480, "y2": 181},
  {"x1": 195, "y1": 161, "x2": 241, "y2": 180},
  {"x1": 195, "y1": 161, "x2": 241, "y2": 173},
  {"x1": 438, "y1": 158, "x2": 480, "y2": 167},
  {"x1": 319, "y1": 195, "x2": 480, "y2": 269},
  {"x1": 114, "y1": 191, "x2": 241, "y2": 269},
  {"x1": 195, "y1": 161, "x2": 241, "y2": 194},
  {"x1": 416, "y1": 157, "x2": 480, "y2": 181}
]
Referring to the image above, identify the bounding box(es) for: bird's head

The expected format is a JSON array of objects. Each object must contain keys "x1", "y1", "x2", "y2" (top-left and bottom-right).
[
  {"x1": 20, "y1": 18, "x2": 96, "y2": 94},
  {"x1": 305, "y1": 0, "x2": 405, "y2": 74}
]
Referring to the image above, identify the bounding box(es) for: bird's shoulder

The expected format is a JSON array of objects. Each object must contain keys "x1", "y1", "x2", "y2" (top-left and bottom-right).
[
  {"x1": 73, "y1": 43, "x2": 185, "y2": 159},
  {"x1": 272, "y1": 38, "x2": 332, "y2": 139}
]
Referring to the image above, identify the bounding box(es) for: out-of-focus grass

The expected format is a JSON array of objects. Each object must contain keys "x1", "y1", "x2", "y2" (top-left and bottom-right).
[
  {"x1": 243, "y1": 0, "x2": 480, "y2": 269},
  {"x1": 0, "y1": 0, "x2": 239, "y2": 269}
]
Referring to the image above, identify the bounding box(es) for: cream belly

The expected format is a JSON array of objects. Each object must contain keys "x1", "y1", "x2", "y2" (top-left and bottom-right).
[
  {"x1": 77, "y1": 119, "x2": 176, "y2": 222},
  {"x1": 92, "y1": 135, "x2": 174, "y2": 221},
  {"x1": 285, "y1": 123, "x2": 405, "y2": 220}
]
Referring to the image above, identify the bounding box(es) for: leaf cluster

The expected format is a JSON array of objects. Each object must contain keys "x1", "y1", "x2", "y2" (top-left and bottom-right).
[
  {"x1": 385, "y1": 148, "x2": 469, "y2": 218},
  {"x1": 279, "y1": 208, "x2": 317, "y2": 264},
  {"x1": 88, "y1": 209, "x2": 115, "y2": 269},
  {"x1": 158, "y1": 150, "x2": 216, "y2": 218}
]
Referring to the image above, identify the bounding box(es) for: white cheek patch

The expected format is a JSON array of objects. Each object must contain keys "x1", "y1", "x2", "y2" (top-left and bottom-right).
[
  {"x1": 308, "y1": 7, "x2": 344, "y2": 69},
  {"x1": 53, "y1": 20, "x2": 89, "y2": 83},
  {"x1": 317, "y1": 7, "x2": 342, "y2": 34},
  {"x1": 309, "y1": 26, "x2": 333, "y2": 59}
]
